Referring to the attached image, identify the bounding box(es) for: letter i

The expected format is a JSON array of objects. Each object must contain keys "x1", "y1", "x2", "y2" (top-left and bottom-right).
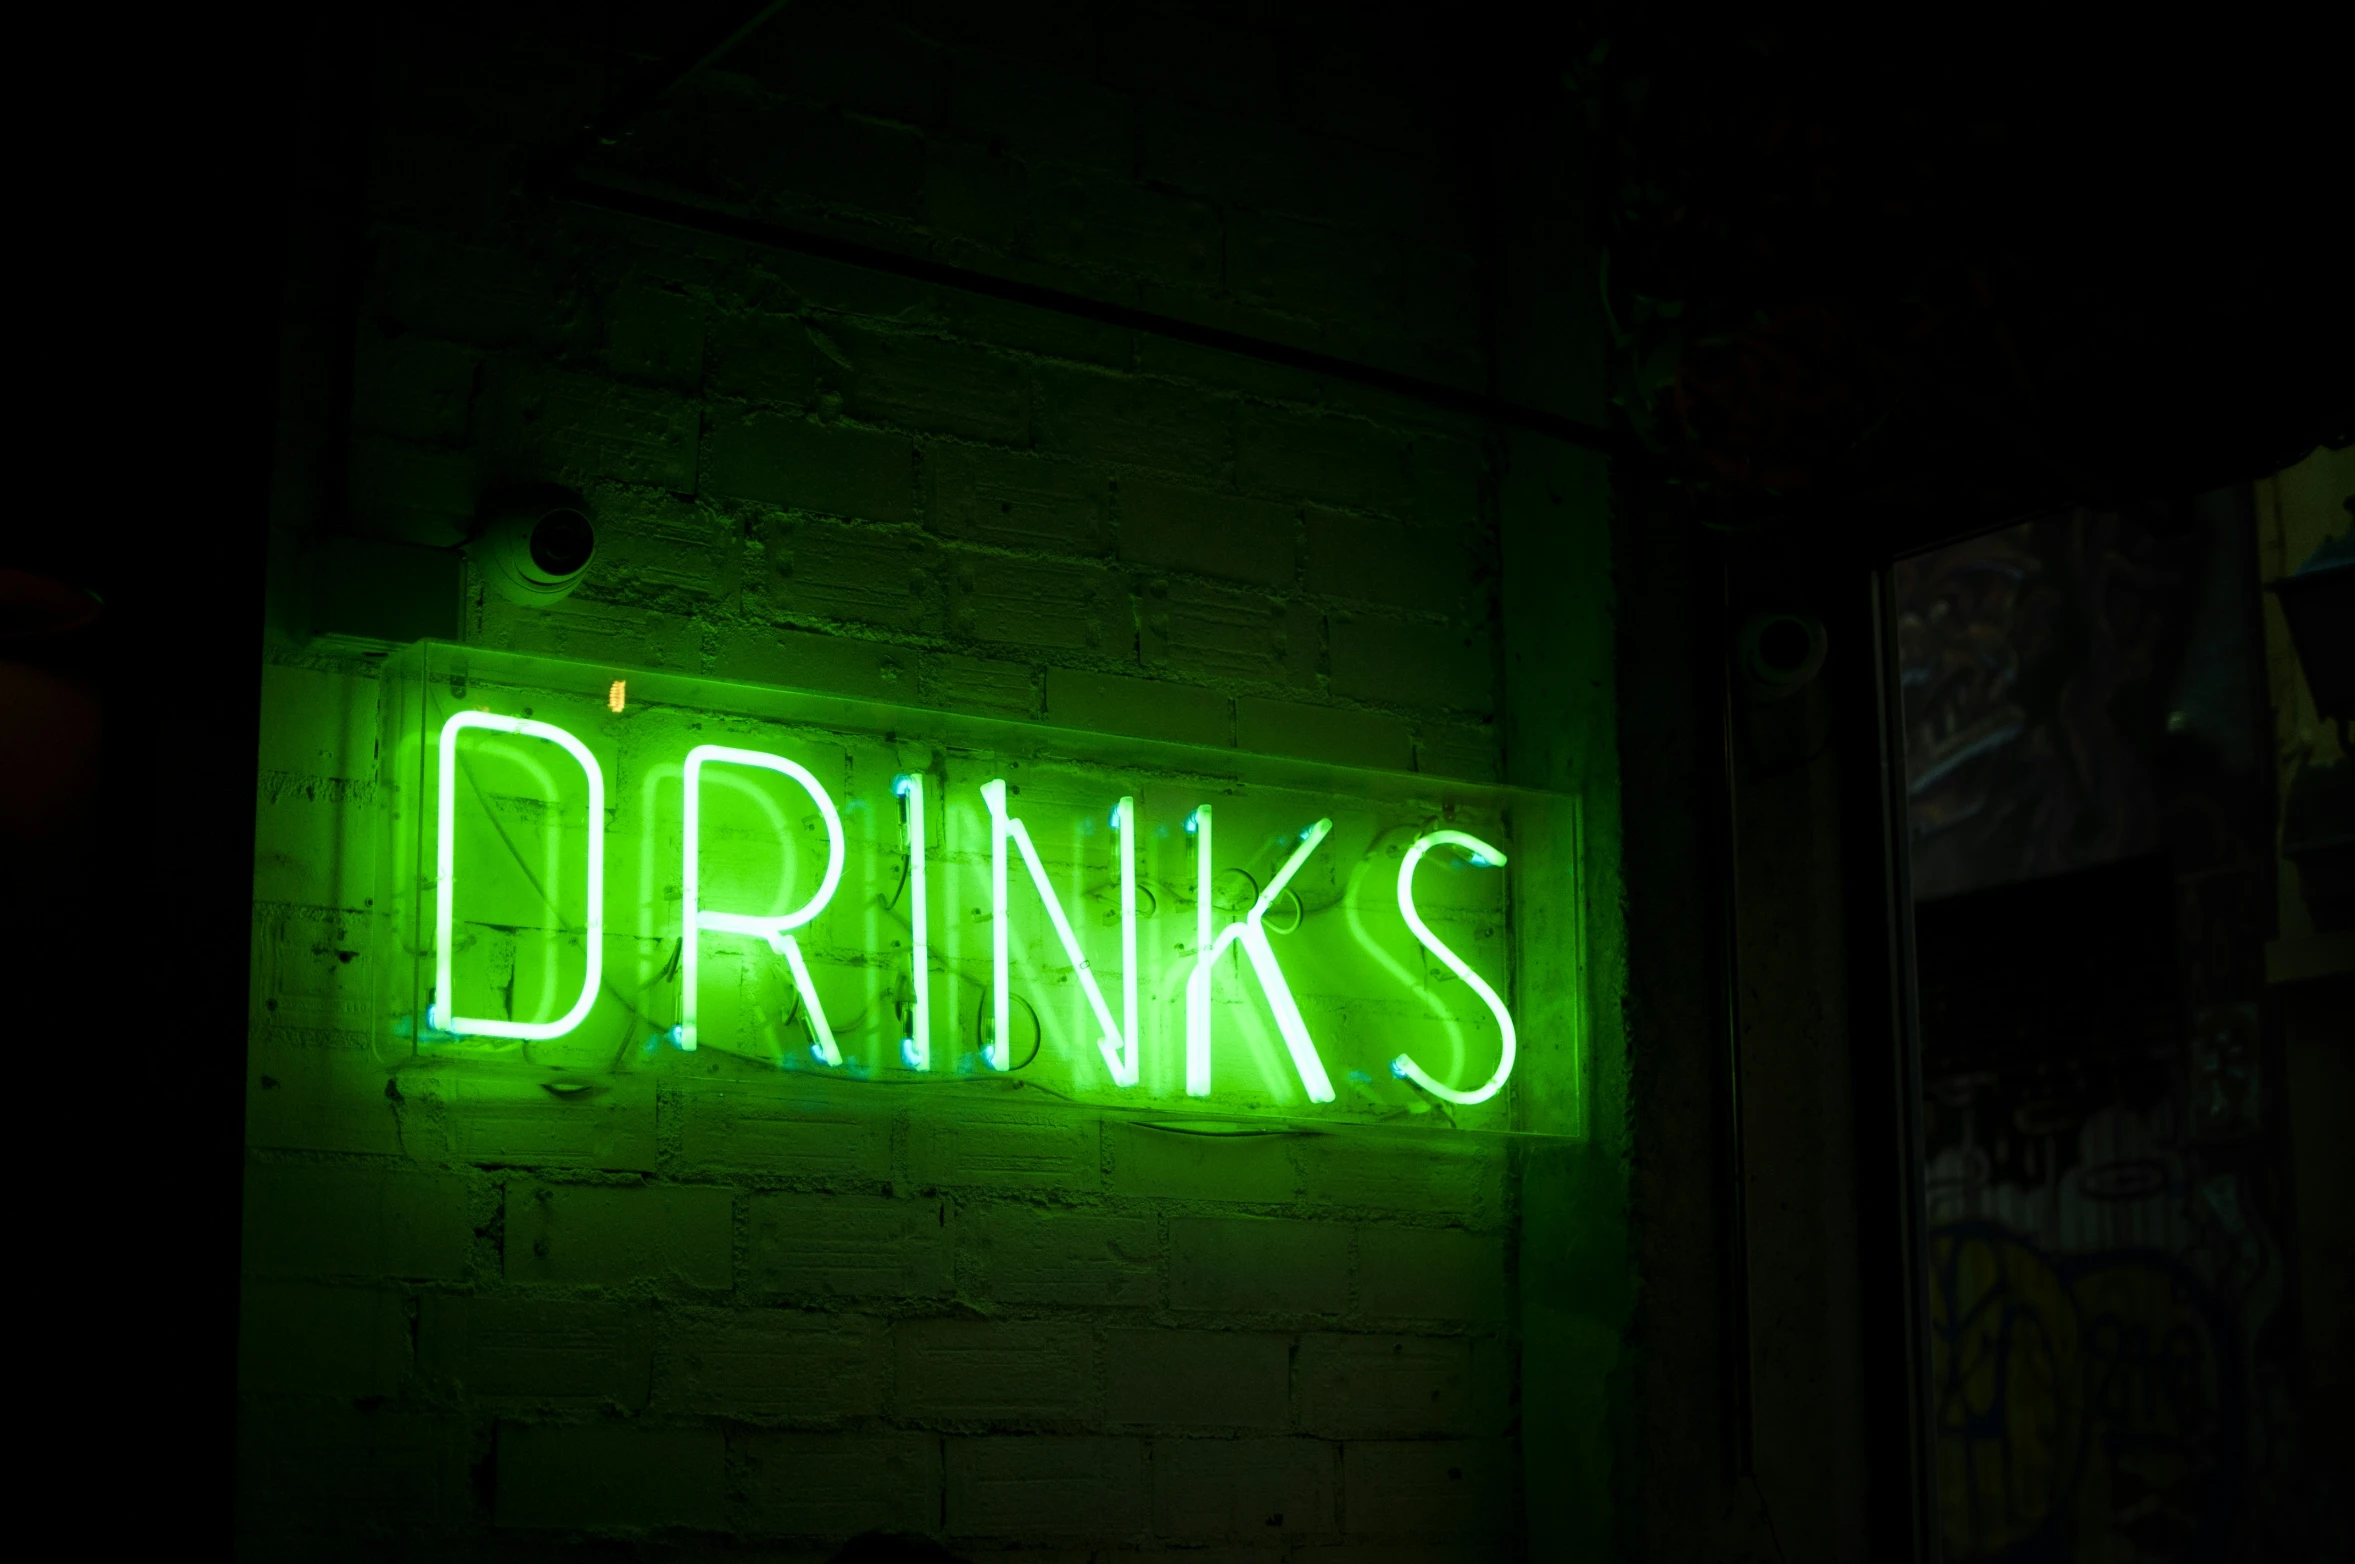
[{"x1": 895, "y1": 774, "x2": 930, "y2": 1070}]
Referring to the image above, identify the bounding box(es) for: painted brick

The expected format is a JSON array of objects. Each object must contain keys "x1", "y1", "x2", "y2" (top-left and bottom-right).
[
  {"x1": 503, "y1": 1180, "x2": 733, "y2": 1292},
  {"x1": 827, "y1": 322, "x2": 1030, "y2": 443},
  {"x1": 708, "y1": 95, "x2": 927, "y2": 220},
  {"x1": 907, "y1": 0, "x2": 1097, "y2": 72},
  {"x1": 1028, "y1": 168, "x2": 1219, "y2": 290},
  {"x1": 1105, "y1": 1328, "x2": 1291, "y2": 1431},
  {"x1": 254, "y1": 662, "x2": 376, "y2": 785},
  {"x1": 238, "y1": 1404, "x2": 469, "y2": 1524},
  {"x1": 245, "y1": 1031, "x2": 405, "y2": 1157},
  {"x1": 706, "y1": 309, "x2": 821, "y2": 407},
  {"x1": 1170, "y1": 1217, "x2": 1349, "y2": 1316},
  {"x1": 946, "y1": 1436, "x2": 1147, "y2": 1538},
  {"x1": 1155, "y1": 1437, "x2": 1340, "y2": 1541},
  {"x1": 1408, "y1": 435, "x2": 1488, "y2": 532},
  {"x1": 925, "y1": 443, "x2": 1113, "y2": 556},
  {"x1": 1236, "y1": 697, "x2": 1413, "y2": 771},
  {"x1": 908, "y1": 1111, "x2": 1101, "y2": 1191},
  {"x1": 942, "y1": 287, "x2": 1134, "y2": 370},
  {"x1": 951, "y1": 551, "x2": 1126, "y2": 652},
  {"x1": 1355, "y1": 1228, "x2": 1507, "y2": 1326},
  {"x1": 242, "y1": 1163, "x2": 473, "y2": 1281},
  {"x1": 252, "y1": 907, "x2": 377, "y2": 1035},
  {"x1": 1235, "y1": 410, "x2": 1409, "y2": 512},
  {"x1": 416, "y1": 1296, "x2": 652, "y2": 1406},
  {"x1": 1142, "y1": 578, "x2": 1319, "y2": 689},
  {"x1": 605, "y1": 284, "x2": 705, "y2": 388},
  {"x1": 750, "y1": 1192, "x2": 952, "y2": 1299},
  {"x1": 671, "y1": 1088, "x2": 895, "y2": 1180},
  {"x1": 1034, "y1": 363, "x2": 1228, "y2": 475},
  {"x1": 1304, "y1": 508, "x2": 1482, "y2": 617},
  {"x1": 1117, "y1": 477, "x2": 1296, "y2": 586},
  {"x1": 478, "y1": 593, "x2": 703, "y2": 671},
  {"x1": 945, "y1": 60, "x2": 1131, "y2": 173},
  {"x1": 426, "y1": 1073, "x2": 657, "y2": 1172},
  {"x1": 374, "y1": 228, "x2": 577, "y2": 352},
  {"x1": 657, "y1": 1306, "x2": 885, "y2": 1420},
  {"x1": 240, "y1": 9, "x2": 1604, "y2": 1559},
  {"x1": 1296, "y1": 1335, "x2": 1503, "y2": 1438},
  {"x1": 351, "y1": 330, "x2": 478, "y2": 444},
  {"x1": 710, "y1": 624, "x2": 917, "y2": 703},
  {"x1": 920, "y1": 650, "x2": 1040, "y2": 719},
  {"x1": 1290, "y1": 1137, "x2": 1508, "y2": 1224},
  {"x1": 1227, "y1": 209, "x2": 1399, "y2": 332},
  {"x1": 731, "y1": 12, "x2": 946, "y2": 124},
  {"x1": 477, "y1": 361, "x2": 699, "y2": 491},
  {"x1": 1096, "y1": 5, "x2": 1283, "y2": 107},
  {"x1": 345, "y1": 434, "x2": 476, "y2": 546},
  {"x1": 1138, "y1": 99, "x2": 1332, "y2": 213},
  {"x1": 585, "y1": 493, "x2": 743, "y2": 605},
  {"x1": 924, "y1": 138, "x2": 1025, "y2": 252},
  {"x1": 495, "y1": 1421, "x2": 727, "y2": 1531},
  {"x1": 1285, "y1": 1542, "x2": 1490, "y2": 1564},
  {"x1": 1414, "y1": 722, "x2": 1503, "y2": 783},
  {"x1": 736, "y1": 1430, "x2": 942, "y2": 1537},
  {"x1": 1328, "y1": 612, "x2": 1494, "y2": 714},
  {"x1": 764, "y1": 243, "x2": 940, "y2": 324},
  {"x1": 707, "y1": 409, "x2": 918, "y2": 524},
  {"x1": 238, "y1": 1282, "x2": 409, "y2": 1397},
  {"x1": 1044, "y1": 666, "x2": 1231, "y2": 748},
  {"x1": 895, "y1": 1318, "x2": 1097, "y2": 1422},
  {"x1": 757, "y1": 515, "x2": 947, "y2": 635},
  {"x1": 1341, "y1": 1440, "x2": 1514, "y2": 1536},
  {"x1": 1106, "y1": 1122, "x2": 1298, "y2": 1204},
  {"x1": 971, "y1": 1204, "x2": 1159, "y2": 1307}
]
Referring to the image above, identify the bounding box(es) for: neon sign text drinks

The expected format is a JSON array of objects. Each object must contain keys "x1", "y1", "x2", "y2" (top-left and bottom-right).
[{"x1": 381, "y1": 644, "x2": 1582, "y2": 1134}]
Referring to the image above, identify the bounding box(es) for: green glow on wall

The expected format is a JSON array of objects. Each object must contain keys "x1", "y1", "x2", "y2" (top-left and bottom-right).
[
  {"x1": 432, "y1": 711, "x2": 605, "y2": 1040},
  {"x1": 384, "y1": 643, "x2": 1587, "y2": 1137},
  {"x1": 1184, "y1": 807, "x2": 1340, "y2": 1103},
  {"x1": 681, "y1": 744, "x2": 846, "y2": 1064},
  {"x1": 981, "y1": 778, "x2": 1138, "y2": 1086},
  {"x1": 1389, "y1": 830, "x2": 1516, "y2": 1105}
]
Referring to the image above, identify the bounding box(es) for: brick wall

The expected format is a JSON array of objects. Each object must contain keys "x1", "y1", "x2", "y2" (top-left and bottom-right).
[{"x1": 244, "y1": 4, "x2": 1623, "y2": 1557}]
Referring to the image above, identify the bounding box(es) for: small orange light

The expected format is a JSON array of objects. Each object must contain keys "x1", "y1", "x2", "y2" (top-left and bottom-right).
[{"x1": 608, "y1": 680, "x2": 626, "y2": 713}]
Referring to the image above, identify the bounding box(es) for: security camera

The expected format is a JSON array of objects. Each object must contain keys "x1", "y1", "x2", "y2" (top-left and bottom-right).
[
  {"x1": 471, "y1": 484, "x2": 596, "y2": 607},
  {"x1": 1733, "y1": 611, "x2": 1828, "y2": 701}
]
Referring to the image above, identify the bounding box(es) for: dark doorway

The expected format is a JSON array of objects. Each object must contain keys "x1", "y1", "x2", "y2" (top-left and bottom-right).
[{"x1": 1896, "y1": 463, "x2": 2349, "y2": 1562}]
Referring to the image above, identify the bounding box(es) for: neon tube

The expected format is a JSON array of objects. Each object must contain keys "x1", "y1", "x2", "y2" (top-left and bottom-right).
[
  {"x1": 682, "y1": 744, "x2": 846, "y2": 1065},
  {"x1": 979, "y1": 778, "x2": 1137, "y2": 1085},
  {"x1": 1389, "y1": 830, "x2": 1516, "y2": 1105},
  {"x1": 1184, "y1": 809, "x2": 1338, "y2": 1102},
  {"x1": 434, "y1": 712, "x2": 605, "y2": 1041},
  {"x1": 894, "y1": 774, "x2": 930, "y2": 1070},
  {"x1": 1117, "y1": 795, "x2": 1137, "y2": 1087}
]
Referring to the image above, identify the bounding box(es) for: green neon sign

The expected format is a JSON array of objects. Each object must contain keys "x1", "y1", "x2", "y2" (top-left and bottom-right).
[
  {"x1": 432, "y1": 712, "x2": 604, "y2": 1041},
  {"x1": 682, "y1": 744, "x2": 847, "y2": 1063},
  {"x1": 380, "y1": 643, "x2": 1586, "y2": 1136}
]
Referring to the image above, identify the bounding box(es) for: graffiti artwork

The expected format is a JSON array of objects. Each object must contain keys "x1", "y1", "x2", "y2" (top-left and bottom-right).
[{"x1": 1905, "y1": 492, "x2": 2308, "y2": 1561}]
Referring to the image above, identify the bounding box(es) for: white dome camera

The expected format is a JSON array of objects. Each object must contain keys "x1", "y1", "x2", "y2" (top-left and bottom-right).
[{"x1": 471, "y1": 484, "x2": 596, "y2": 607}]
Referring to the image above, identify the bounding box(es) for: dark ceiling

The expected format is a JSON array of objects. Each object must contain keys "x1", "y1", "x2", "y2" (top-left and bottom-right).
[{"x1": 1568, "y1": 9, "x2": 2351, "y2": 541}]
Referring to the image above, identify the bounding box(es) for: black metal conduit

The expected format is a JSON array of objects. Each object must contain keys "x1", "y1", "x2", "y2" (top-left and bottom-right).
[{"x1": 534, "y1": 1, "x2": 1629, "y2": 459}]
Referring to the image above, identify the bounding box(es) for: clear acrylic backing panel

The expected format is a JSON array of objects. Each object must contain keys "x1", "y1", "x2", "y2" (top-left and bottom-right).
[{"x1": 376, "y1": 642, "x2": 1587, "y2": 1138}]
